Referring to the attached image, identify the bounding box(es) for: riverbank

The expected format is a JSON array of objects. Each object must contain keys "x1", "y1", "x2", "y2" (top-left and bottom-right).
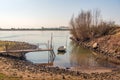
[
  {"x1": 0, "y1": 40, "x2": 37, "y2": 51},
  {"x1": 0, "y1": 40, "x2": 37, "y2": 59},
  {"x1": 70, "y1": 27, "x2": 120, "y2": 64}
]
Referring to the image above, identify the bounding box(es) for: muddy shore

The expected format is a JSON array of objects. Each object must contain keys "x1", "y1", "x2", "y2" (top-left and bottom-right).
[{"x1": 0, "y1": 53, "x2": 120, "y2": 80}]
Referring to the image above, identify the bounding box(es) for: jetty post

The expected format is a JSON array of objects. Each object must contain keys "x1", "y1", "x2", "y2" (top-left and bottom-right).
[
  {"x1": 50, "y1": 33, "x2": 53, "y2": 49},
  {"x1": 5, "y1": 43, "x2": 9, "y2": 55},
  {"x1": 50, "y1": 33, "x2": 56, "y2": 58}
]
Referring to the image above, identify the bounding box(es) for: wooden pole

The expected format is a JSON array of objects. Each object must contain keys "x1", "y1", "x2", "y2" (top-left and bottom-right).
[
  {"x1": 66, "y1": 36, "x2": 67, "y2": 49},
  {"x1": 48, "y1": 40, "x2": 50, "y2": 63},
  {"x1": 50, "y1": 33, "x2": 53, "y2": 48},
  {"x1": 5, "y1": 44, "x2": 8, "y2": 51},
  {"x1": 48, "y1": 40, "x2": 49, "y2": 49},
  {"x1": 5, "y1": 44, "x2": 8, "y2": 55}
]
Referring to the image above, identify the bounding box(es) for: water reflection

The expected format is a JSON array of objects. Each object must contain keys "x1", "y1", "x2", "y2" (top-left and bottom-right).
[
  {"x1": 92, "y1": 52, "x2": 120, "y2": 68},
  {"x1": 48, "y1": 51, "x2": 56, "y2": 64},
  {"x1": 26, "y1": 51, "x2": 56, "y2": 66},
  {"x1": 57, "y1": 52, "x2": 66, "y2": 55},
  {"x1": 37, "y1": 52, "x2": 55, "y2": 66},
  {"x1": 70, "y1": 41, "x2": 98, "y2": 68},
  {"x1": 69, "y1": 41, "x2": 120, "y2": 69}
]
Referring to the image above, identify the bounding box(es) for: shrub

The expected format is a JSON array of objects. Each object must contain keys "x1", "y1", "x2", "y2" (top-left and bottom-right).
[{"x1": 70, "y1": 9, "x2": 114, "y2": 41}]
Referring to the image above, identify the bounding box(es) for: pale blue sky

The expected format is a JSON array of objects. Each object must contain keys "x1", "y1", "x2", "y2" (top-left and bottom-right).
[{"x1": 0, "y1": 0, "x2": 120, "y2": 28}]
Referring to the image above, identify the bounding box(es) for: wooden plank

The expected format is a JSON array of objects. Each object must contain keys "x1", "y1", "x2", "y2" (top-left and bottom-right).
[{"x1": 0, "y1": 48, "x2": 53, "y2": 54}]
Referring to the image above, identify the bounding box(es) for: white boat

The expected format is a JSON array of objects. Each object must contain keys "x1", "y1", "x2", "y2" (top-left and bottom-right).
[{"x1": 58, "y1": 46, "x2": 66, "y2": 52}]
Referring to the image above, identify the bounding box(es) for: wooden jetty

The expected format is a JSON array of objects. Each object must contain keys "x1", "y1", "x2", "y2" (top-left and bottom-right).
[
  {"x1": 0, "y1": 47, "x2": 55, "y2": 61},
  {"x1": 0, "y1": 48, "x2": 53, "y2": 54},
  {"x1": 0, "y1": 33, "x2": 55, "y2": 62}
]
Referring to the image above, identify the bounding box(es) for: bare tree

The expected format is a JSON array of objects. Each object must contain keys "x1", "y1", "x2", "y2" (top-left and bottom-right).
[
  {"x1": 70, "y1": 15, "x2": 78, "y2": 40},
  {"x1": 95, "y1": 9, "x2": 101, "y2": 27},
  {"x1": 70, "y1": 9, "x2": 114, "y2": 41}
]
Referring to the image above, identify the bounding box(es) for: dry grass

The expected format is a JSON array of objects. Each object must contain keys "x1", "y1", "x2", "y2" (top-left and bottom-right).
[
  {"x1": 0, "y1": 40, "x2": 37, "y2": 51},
  {"x1": 0, "y1": 73, "x2": 21, "y2": 80}
]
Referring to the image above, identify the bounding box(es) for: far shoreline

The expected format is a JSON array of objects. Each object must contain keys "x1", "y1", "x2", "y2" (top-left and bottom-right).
[{"x1": 0, "y1": 29, "x2": 70, "y2": 31}]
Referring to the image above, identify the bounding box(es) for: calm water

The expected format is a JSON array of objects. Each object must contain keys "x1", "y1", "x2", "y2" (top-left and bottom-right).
[{"x1": 0, "y1": 31, "x2": 119, "y2": 69}]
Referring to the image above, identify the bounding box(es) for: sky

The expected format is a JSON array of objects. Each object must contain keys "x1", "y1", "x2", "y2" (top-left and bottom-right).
[{"x1": 0, "y1": 0, "x2": 120, "y2": 28}]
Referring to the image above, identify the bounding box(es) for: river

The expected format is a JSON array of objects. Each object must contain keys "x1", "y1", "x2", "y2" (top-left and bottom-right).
[{"x1": 0, "y1": 31, "x2": 119, "y2": 70}]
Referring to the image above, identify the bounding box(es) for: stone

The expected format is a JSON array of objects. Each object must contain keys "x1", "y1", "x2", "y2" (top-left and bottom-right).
[{"x1": 92, "y1": 42, "x2": 98, "y2": 49}]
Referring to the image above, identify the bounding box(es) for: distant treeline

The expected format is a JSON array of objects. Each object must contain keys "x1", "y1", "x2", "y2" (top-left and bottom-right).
[{"x1": 0, "y1": 27, "x2": 70, "y2": 31}]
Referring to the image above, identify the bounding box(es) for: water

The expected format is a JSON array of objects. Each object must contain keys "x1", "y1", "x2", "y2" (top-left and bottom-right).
[{"x1": 0, "y1": 31, "x2": 119, "y2": 69}]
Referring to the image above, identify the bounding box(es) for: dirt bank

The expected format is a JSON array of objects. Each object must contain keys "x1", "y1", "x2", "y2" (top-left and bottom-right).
[
  {"x1": 0, "y1": 40, "x2": 37, "y2": 59},
  {"x1": 0, "y1": 40, "x2": 37, "y2": 51},
  {"x1": 70, "y1": 27, "x2": 120, "y2": 64}
]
